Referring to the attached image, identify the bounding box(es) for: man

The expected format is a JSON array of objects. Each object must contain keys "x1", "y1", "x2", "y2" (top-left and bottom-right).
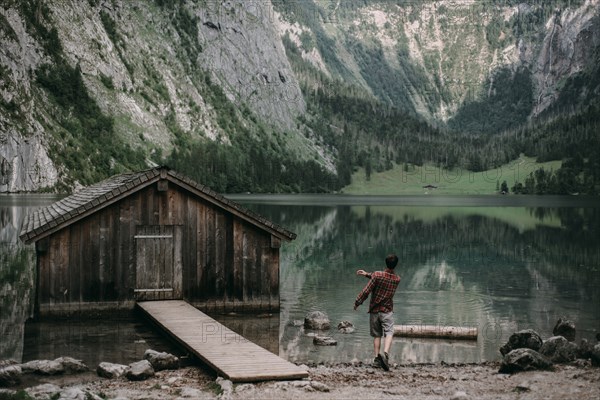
[{"x1": 354, "y1": 254, "x2": 401, "y2": 371}]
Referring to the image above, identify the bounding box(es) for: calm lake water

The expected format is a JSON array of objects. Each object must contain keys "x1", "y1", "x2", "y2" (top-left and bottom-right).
[{"x1": 1, "y1": 194, "x2": 599, "y2": 366}]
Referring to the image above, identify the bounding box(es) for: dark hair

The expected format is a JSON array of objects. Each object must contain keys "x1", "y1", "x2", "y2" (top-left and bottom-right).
[{"x1": 385, "y1": 254, "x2": 398, "y2": 269}]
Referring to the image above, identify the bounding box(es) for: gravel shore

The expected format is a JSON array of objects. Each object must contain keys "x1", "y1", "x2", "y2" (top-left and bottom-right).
[{"x1": 6, "y1": 361, "x2": 600, "y2": 400}]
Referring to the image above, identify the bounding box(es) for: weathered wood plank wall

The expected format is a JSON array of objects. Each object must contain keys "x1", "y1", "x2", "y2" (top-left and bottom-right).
[{"x1": 36, "y1": 183, "x2": 280, "y2": 316}]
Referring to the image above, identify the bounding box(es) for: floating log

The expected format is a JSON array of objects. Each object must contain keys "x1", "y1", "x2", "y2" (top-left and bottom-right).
[{"x1": 394, "y1": 325, "x2": 478, "y2": 340}]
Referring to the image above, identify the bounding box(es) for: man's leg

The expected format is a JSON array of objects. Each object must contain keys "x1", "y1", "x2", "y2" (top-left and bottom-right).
[
  {"x1": 383, "y1": 334, "x2": 393, "y2": 354},
  {"x1": 373, "y1": 336, "x2": 381, "y2": 357}
]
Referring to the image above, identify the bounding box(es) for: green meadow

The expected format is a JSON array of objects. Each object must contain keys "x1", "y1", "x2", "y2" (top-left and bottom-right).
[{"x1": 342, "y1": 156, "x2": 563, "y2": 195}]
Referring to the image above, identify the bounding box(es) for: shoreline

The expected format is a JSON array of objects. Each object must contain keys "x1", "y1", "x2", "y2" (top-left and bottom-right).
[{"x1": 5, "y1": 360, "x2": 599, "y2": 400}]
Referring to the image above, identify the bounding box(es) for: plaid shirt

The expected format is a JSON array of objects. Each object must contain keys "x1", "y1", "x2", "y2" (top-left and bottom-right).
[{"x1": 355, "y1": 270, "x2": 401, "y2": 313}]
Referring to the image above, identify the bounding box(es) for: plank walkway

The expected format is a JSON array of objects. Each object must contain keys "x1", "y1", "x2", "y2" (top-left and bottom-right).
[{"x1": 137, "y1": 300, "x2": 309, "y2": 382}]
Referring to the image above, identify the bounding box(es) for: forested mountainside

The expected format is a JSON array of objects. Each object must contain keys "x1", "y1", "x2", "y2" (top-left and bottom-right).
[{"x1": 0, "y1": 0, "x2": 599, "y2": 193}]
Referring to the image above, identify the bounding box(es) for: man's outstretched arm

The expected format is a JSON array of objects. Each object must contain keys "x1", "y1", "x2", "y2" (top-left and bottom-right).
[{"x1": 354, "y1": 275, "x2": 375, "y2": 310}]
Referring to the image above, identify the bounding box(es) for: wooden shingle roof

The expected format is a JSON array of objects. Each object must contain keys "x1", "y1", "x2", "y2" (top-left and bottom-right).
[{"x1": 19, "y1": 167, "x2": 296, "y2": 244}]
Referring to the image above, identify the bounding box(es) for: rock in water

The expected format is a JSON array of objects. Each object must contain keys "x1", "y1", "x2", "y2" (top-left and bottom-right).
[
  {"x1": 126, "y1": 360, "x2": 154, "y2": 381},
  {"x1": 20, "y1": 360, "x2": 64, "y2": 375},
  {"x1": 55, "y1": 357, "x2": 88, "y2": 373},
  {"x1": 499, "y1": 329, "x2": 543, "y2": 356},
  {"x1": 539, "y1": 336, "x2": 578, "y2": 363},
  {"x1": 304, "y1": 311, "x2": 331, "y2": 330},
  {"x1": 97, "y1": 362, "x2": 128, "y2": 379},
  {"x1": 553, "y1": 317, "x2": 576, "y2": 342},
  {"x1": 143, "y1": 349, "x2": 179, "y2": 371},
  {"x1": 338, "y1": 321, "x2": 355, "y2": 334},
  {"x1": 0, "y1": 364, "x2": 21, "y2": 386},
  {"x1": 579, "y1": 339, "x2": 593, "y2": 359},
  {"x1": 499, "y1": 348, "x2": 553, "y2": 374},
  {"x1": 313, "y1": 336, "x2": 337, "y2": 346}
]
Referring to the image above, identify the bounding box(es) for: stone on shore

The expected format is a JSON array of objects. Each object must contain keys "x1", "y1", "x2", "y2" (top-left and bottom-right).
[
  {"x1": 499, "y1": 348, "x2": 553, "y2": 374},
  {"x1": 216, "y1": 376, "x2": 233, "y2": 397},
  {"x1": 313, "y1": 336, "x2": 337, "y2": 346},
  {"x1": 499, "y1": 329, "x2": 543, "y2": 356},
  {"x1": 337, "y1": 321, "x2": 355, "y2": 334},
  {"x1": 539, "y1": 336, "x2": 578, "y2": 363},
  {"x1": 126, "y1": 360, "x2": 154, "y2": 381},
  {"x1": 304, "y1": 311, "x2": 331, "y2": 330},
  {"x1": 143, "y1": 349, "x2": 179, "y2": 371},
  {"x1": 97, "y1": 362, "x2": 128, "y2": 379},
  {"x1": 553, "y1": 317, "x2": 576, "y2": 342}
]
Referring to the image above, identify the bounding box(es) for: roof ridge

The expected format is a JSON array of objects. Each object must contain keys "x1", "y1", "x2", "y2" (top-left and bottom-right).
[{"x1": 20, "y1": 167, "x2": 296, "y2": 243}]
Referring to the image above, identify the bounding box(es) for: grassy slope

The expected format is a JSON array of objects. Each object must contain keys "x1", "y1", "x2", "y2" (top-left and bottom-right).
[{"x1": 342, "y1": 156, "x2": 562, "y2": 195}]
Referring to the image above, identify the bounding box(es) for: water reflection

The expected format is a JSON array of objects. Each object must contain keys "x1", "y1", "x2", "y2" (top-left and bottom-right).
[
  {"x1": 22, "y1": 317, "x2": 186, "y2": 366},
  {"x1": 0, "y1": 195, "x2": 58, "y2": 361},
  {"x1": 242, "y1": 198, "x2": 600, "y2": 364},
  {"x1": 1, "y1": 195, "x2": 599, "y2": 365}
]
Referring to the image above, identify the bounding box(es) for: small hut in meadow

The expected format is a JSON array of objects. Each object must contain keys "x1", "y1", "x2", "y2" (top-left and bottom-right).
[{"x1": 19, "y1": 167, "x2": 295, "y2": 316}]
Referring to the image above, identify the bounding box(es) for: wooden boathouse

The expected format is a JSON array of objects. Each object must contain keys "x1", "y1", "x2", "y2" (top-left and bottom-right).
[{"x1": 19, "y1": 167, "x2": 296, "y2": 316}]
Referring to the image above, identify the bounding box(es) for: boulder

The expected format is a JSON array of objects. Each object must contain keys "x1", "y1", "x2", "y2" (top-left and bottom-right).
[
  {"x1": 591, "y1": 343, "x2": 600, "y2": 367},
  {"x1": 337, "y1": 321, "x2": 355, "y2": 334},
  {"x1": 539, "y1": 336, "x2": 578, "y2": 363},
  {"x1": 499, "y1": 348, "x2": 553, "y2": 374},
  {"x1": 0, "y1": 364, "x2": 21, "y2": 387},
  {"x1": 143, "y1": 349, "x2": 179, "y2": 371},
  {"x1": 20, "y1": 359, "x2": 64, "y2": 375},
  {"x1": 125, "y1": 360, "x2": 154, "y2": 381},
  {"x1": 553, "y1": 317, "x2": 576, "y2": 342},
  {"x1": 313, "y1": 336, "x2": 337, "y2": 346},
  {"x1": 499, "y1": 329, "x2": 543, "y2": 356},
  {"x1": 55, "y1": 357, "x2": 88, "y2": 373},
  {"x1": 304, "y1": 311, "x2": 330, "y2": 330},
  {"x1": 97, "y1": 362, "x2": 128, "y2": 379}
]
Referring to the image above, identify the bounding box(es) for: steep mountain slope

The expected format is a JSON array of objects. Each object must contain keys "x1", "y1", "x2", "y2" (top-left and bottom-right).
[
  {"x1": 0, "y1": 0, "x2": 331, "y2": 192},
  {"x1": 0, "y1": 0, "x2": 599, "y2": 193},
  {"x1": 275, "y1": 0, "x2": 600, "y2": 131}
]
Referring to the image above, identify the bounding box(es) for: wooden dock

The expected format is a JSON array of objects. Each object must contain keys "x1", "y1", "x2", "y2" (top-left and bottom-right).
[{"x1": 137, "y1": 300, "x2": 308, "y2": 382}]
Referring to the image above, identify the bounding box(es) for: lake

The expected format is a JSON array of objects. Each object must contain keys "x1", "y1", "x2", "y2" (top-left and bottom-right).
[{"x1": 1, "y1": 194, "x2": 599, "y2": 366}]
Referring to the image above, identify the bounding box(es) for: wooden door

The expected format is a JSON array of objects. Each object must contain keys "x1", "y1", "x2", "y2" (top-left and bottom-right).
[{"x1": 134, "y1": 225, "x2": 182, "y2": 300}]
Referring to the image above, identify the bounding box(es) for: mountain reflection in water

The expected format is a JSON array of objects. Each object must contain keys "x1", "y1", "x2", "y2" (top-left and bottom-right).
[
  {"x1": 1, "y1": 195, "x2": 599, "y2": 365},
  {"x1": 239, "y1": 196, "x2": 600, "y2": 364}
]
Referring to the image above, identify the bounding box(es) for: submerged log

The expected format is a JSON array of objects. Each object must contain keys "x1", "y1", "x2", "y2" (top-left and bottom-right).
[{"x1": 394, "y1": 325, "x2": 478, "y2": 340}]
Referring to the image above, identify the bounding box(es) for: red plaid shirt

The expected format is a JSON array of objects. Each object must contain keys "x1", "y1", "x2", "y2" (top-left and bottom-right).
[{"x1": 355, "y1": 270, "x2": 401, "y2": 313}]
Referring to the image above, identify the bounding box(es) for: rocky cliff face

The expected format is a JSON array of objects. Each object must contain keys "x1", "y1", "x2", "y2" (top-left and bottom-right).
[{"x1": 0, "y1": 0, "x2": 309, "y2": 192}]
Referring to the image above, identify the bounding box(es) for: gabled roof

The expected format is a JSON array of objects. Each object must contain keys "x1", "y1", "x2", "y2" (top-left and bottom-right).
[{"x1": 19, "y1": 167, "x2": 296, "y2": 244}]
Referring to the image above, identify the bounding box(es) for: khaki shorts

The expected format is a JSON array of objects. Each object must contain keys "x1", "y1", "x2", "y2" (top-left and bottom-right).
[{"x1": 370, "y1": 311, "x2": 394, "y2": 337}]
